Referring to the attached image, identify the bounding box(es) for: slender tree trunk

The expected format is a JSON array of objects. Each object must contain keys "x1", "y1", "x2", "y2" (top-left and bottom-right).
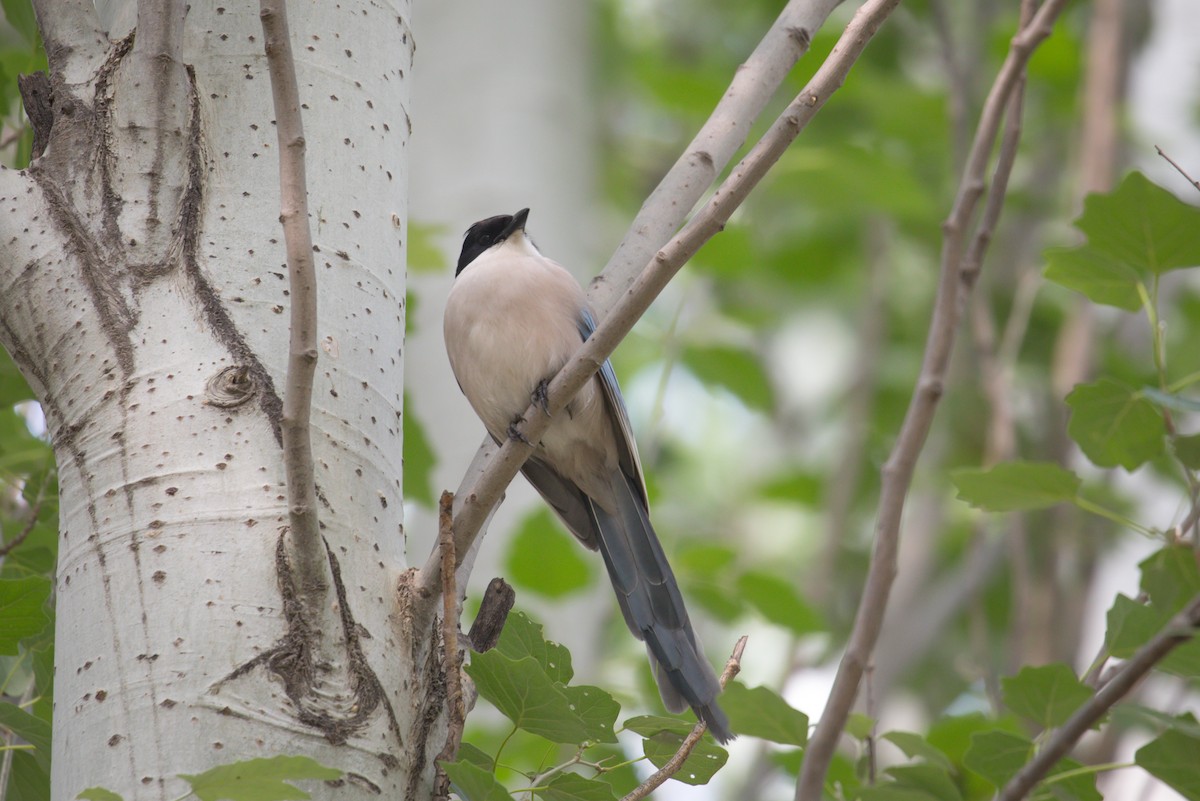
[{"x1": 0, "y1": 2, "x2": 437, "y2": 798}]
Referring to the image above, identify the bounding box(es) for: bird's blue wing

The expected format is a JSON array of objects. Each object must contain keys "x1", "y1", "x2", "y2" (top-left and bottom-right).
[{"x1": 578, "y1": 308, "x2": 647, "y2": 503}]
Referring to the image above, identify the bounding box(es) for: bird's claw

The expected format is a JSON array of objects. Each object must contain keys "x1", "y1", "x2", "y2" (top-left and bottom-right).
[
  {"x1": 532, "y1": 379, "x2": 551, "y2": 417},
  {"x1": 507, "y1": 419, "x2": 532, "y2": 446}
]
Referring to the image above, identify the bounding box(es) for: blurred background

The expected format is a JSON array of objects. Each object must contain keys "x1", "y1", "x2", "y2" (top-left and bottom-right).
[
  {"x1": 3, "y1": 0, "x2": 1200, "y2": 798},
  {"x1": 399, "y1": 0, "x2": 1200, "y2": 798}
]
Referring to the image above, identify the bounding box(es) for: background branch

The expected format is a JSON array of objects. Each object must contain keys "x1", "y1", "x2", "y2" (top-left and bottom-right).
[
  {"x1": 259, "y1": 0, "x2": 328, "y2": 608},
  {"x1": 794, "y1": 2, "x2": 1069, "y2": 798},
  {"x1": 413, "y1": 0, "x2": 907, "y2": 615},
  {"x1": 996, "y1": 593, "x2": 1200, "y2": 801}
]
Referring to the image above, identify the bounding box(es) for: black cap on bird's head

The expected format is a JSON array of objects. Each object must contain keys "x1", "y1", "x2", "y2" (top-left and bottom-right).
[{"x1": 456, "y1": 208, "x2": 530, "y2": 275}]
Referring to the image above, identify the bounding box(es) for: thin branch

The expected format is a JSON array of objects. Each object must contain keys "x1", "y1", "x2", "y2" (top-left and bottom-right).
[
  {"x1": 1079, "y1": 0, "x2": 1123, "y2": 195},
  {"x1": 794, "y1": 2, "x2": 1070, "y2": 798},
  {"x1": 619, "y1": 636, "x2": 748, "y2": 801},
  {"x1": 259, "y1": 0, "x2": 327, "y2": 606},
  {"x1": 995, "y1": 593, "x2": 1200, "y2": 801},
  {"x1": 31, "y1": 0, "x2": 107, "y2": 83},
  {"x1": 1156, "y1": 146, "x2": 1200, "y2": 193},
  {"x1": 413, "y1": 0, "x2": 906, "y2": 612},
  {"x1": 812, "y1": 218, "x2": 890, "y2": 603},
  {"x1": 592, "y1": 0, "x2": 844, "y2": 315},
  {"x1": 434, "y1": 492, "x2": 467, "y2": 801},
  {"x1": 0, "y1": 127, "x2": 22, "y2": 151},
  {"x1": 0, "y1": 499, "x2": 42, "y2": 559}
]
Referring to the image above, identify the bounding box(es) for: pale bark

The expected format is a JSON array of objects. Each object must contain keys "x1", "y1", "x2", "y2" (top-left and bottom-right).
[{"x1": 0, "y1": 2, "x2": 430, "y2": 799}]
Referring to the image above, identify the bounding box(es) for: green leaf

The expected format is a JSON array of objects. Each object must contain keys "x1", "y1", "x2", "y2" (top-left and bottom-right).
[
  {"x1": 1105, "y1": 594, "x2": 1163, "y2": 657},
  {"x1": 494, "y1": 611, "x2": 573, "y2": 685},
  {"x1": 951, "y1": 461, "x2": 1080, "y2": 512},
  {"x1": 178, "y1": 756, "x2": 342, "y2": 801},
  {"x1": 1044, "y1": 245, "x2": 1142, "y2": 311},
  {"x1": 845, "y1": 712, "x2": 874, "y2": 740},
  {"x1": 441, "y1": 758, "x2": 513, "y2": 801},
  {"x1": 1135, "y1": 729, "x2": 1200, "y2": 801},
  {"x1": 0, "y1": 0, "x2": 39, "y2": 45},
  {"x1": 1141, "y1": 545, "x2": 1200, "y2": 610},
  {"x1": 8, "y1": 752, "x2": 49, "y2": 801},
  {"x1": 642, "y1": 732, "x2": 727, "y2": 785},
  {"x1": 856, "y1": 787, "x2": 944, "y2": 801},
  {"x1": 1174, "y1": 433, "x2": 1200, "y2": 470},
  {"x1": 77, "y1": 790, "x2": 125, "y2": 801},
  {"x1": 884, "y1": 764, "x2": 963, "y2": 801},
  {"x1": 881, "y1": 731, "x2": 953, "y2": 770},
  {"x1": 561, "y1": 685, "x2": 620, "y2": 744},
  {"x1": 465, "y1": 652, "x2": 588, "y2": 743},
  {"x1": 682, "y1": 344, "x2": 773, "y2": 411},
  {"x1": 534, "y1": 773, "x2": 617, "y2": 801},
  {"x1": 408, "y1": 221, "x2": 449, "y2": 273},
  {"x1": 1066, "y1": 379, "x2": 1165, "y2": 470},
  {"x1": 734, "y1": 571, "x2": 823, "y2": 635},
  {"x1": 1046, "y1": 757, "x2": 1101, "y2": 801},
  {"x1": 0, "y1": 701, "x2": 51, "y2": 771},
  {"x1": 1076, "y1": 172, "x2": 1200, "y2": 277},
  {"x1": 1000, "y1": 663, "x2": 1094, "y2": 729},
  {"x1": 506, "y1": 509, "x2": 593, "y2": 599},
  {"x1": 0, "y1": 346, "x2": 35, "y2": 406},
  {"x1": 456, "y1": 742, "x2": 495, "y2": 771},
  {"x1": 721, "y1": 682, "x2": 808, "y2": 746},
  {"x1": 401, "y1": 395, "x2": 437, "y2": 507},
  {"x1": 963, "y1": 729, "x2": 1033, "y2": 787},
  {"x1": 0, "y1": 576, "x2": 50, "y2": 655},
  {"x1": 622, "y1": 714, "x2": 696, "y2": 738}
]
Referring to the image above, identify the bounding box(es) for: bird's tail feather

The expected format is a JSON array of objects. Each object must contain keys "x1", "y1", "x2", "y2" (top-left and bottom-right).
[{"x1": 589, "y1": 471, "x2": 733, "y2": 743}]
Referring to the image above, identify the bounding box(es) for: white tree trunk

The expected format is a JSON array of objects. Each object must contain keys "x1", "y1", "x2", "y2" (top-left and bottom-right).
[{"x1": 0, "y1": 2, "x2": 436, "y2": 798}]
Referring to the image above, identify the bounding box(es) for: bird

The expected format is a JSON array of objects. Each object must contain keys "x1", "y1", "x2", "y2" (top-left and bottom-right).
[{"x1": 443, "y1": 208, "x2": 733, "y2": 743}]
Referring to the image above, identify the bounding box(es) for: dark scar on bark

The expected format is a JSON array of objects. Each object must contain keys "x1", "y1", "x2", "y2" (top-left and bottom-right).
[
  {"x1": 177, "y1": 64, "x2": 284, "y2": 444},
  {"x1": 17, "y1": 72, "x2": 53, "y2": 160},
  {"x1": 405, "y1": 621, "x2": 447, "y2": 801},
  {"x1": 214, "y1": 535, "x2": 402, "y2": 757}
]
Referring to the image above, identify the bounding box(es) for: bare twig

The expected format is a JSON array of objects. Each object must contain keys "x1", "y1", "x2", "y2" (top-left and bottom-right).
[
  {"x1": 259, "y1": 0, "x2": 328, "y2": 607},
  {"x1": 995, "y1": 593, "x2": 1200, "y2": 801},
  {"x1": 619, "y1": 636, "x2": 748, "y2": 801},
  {"x1": 0, "y1": 126, "x2": 24, "y2": 151},
  {"x1": 812, "y1": 218, "x2": 890, "y2": 603},
  {"x1": 0, "y1": 499, "x2": 42, "y2": 559},
  {"x1": 1156, "y1": 146, "x2": 1200, "y2": 193},
  {"x1": 434, "y1": 492, "x2": 467, "y2": 801},
  {"x1": 793, "y1": 3, "x2": 1070, "y2": 798},
  {"x1": 1079, "y1": 0, "x2": 1123, "y2": 195},
  {"x1": 414, "y1": 0, "x2": 906, "y2": 622}
]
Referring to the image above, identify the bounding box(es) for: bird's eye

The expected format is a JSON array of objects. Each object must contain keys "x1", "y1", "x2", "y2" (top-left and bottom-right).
[{"x1": 478, "y1": 235, "x2": 493, "y2": 246}]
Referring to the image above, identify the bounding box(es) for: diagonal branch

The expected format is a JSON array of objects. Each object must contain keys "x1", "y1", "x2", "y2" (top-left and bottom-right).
[
  {"x1": 592, "y1": 0, "x2": 844, "y2": 314},
  {"x1": 259, "y1": 0, "x2": 328, "y2": 608},
  {"x1": 996, "y1": 592, "x2": 1200, "y2": 801},
  {"x1": 413, "y1": 0, "x2": 908, "y2": 616},
  {"x1": 794, "y1": 1, "x2": 1071, "y2": 798}
]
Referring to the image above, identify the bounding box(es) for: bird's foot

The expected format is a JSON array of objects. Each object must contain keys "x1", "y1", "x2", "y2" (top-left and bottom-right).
[
  {"x1": 532, "y1": 379, "x2": 551, "y2": 417},
  {"x1": 507, "y1": 418, "x2": 532, "y2": 446}
]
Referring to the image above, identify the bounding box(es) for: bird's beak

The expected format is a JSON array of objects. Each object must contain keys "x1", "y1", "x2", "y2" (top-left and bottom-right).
[{"x1": 501, "y1": 208, "x2": 530, "y2": 241}]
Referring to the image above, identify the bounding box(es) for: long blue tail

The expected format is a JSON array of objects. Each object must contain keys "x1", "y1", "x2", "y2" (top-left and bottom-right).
[{"x1": 589, "y1": 469, "x2": 733, "y2": 743}]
